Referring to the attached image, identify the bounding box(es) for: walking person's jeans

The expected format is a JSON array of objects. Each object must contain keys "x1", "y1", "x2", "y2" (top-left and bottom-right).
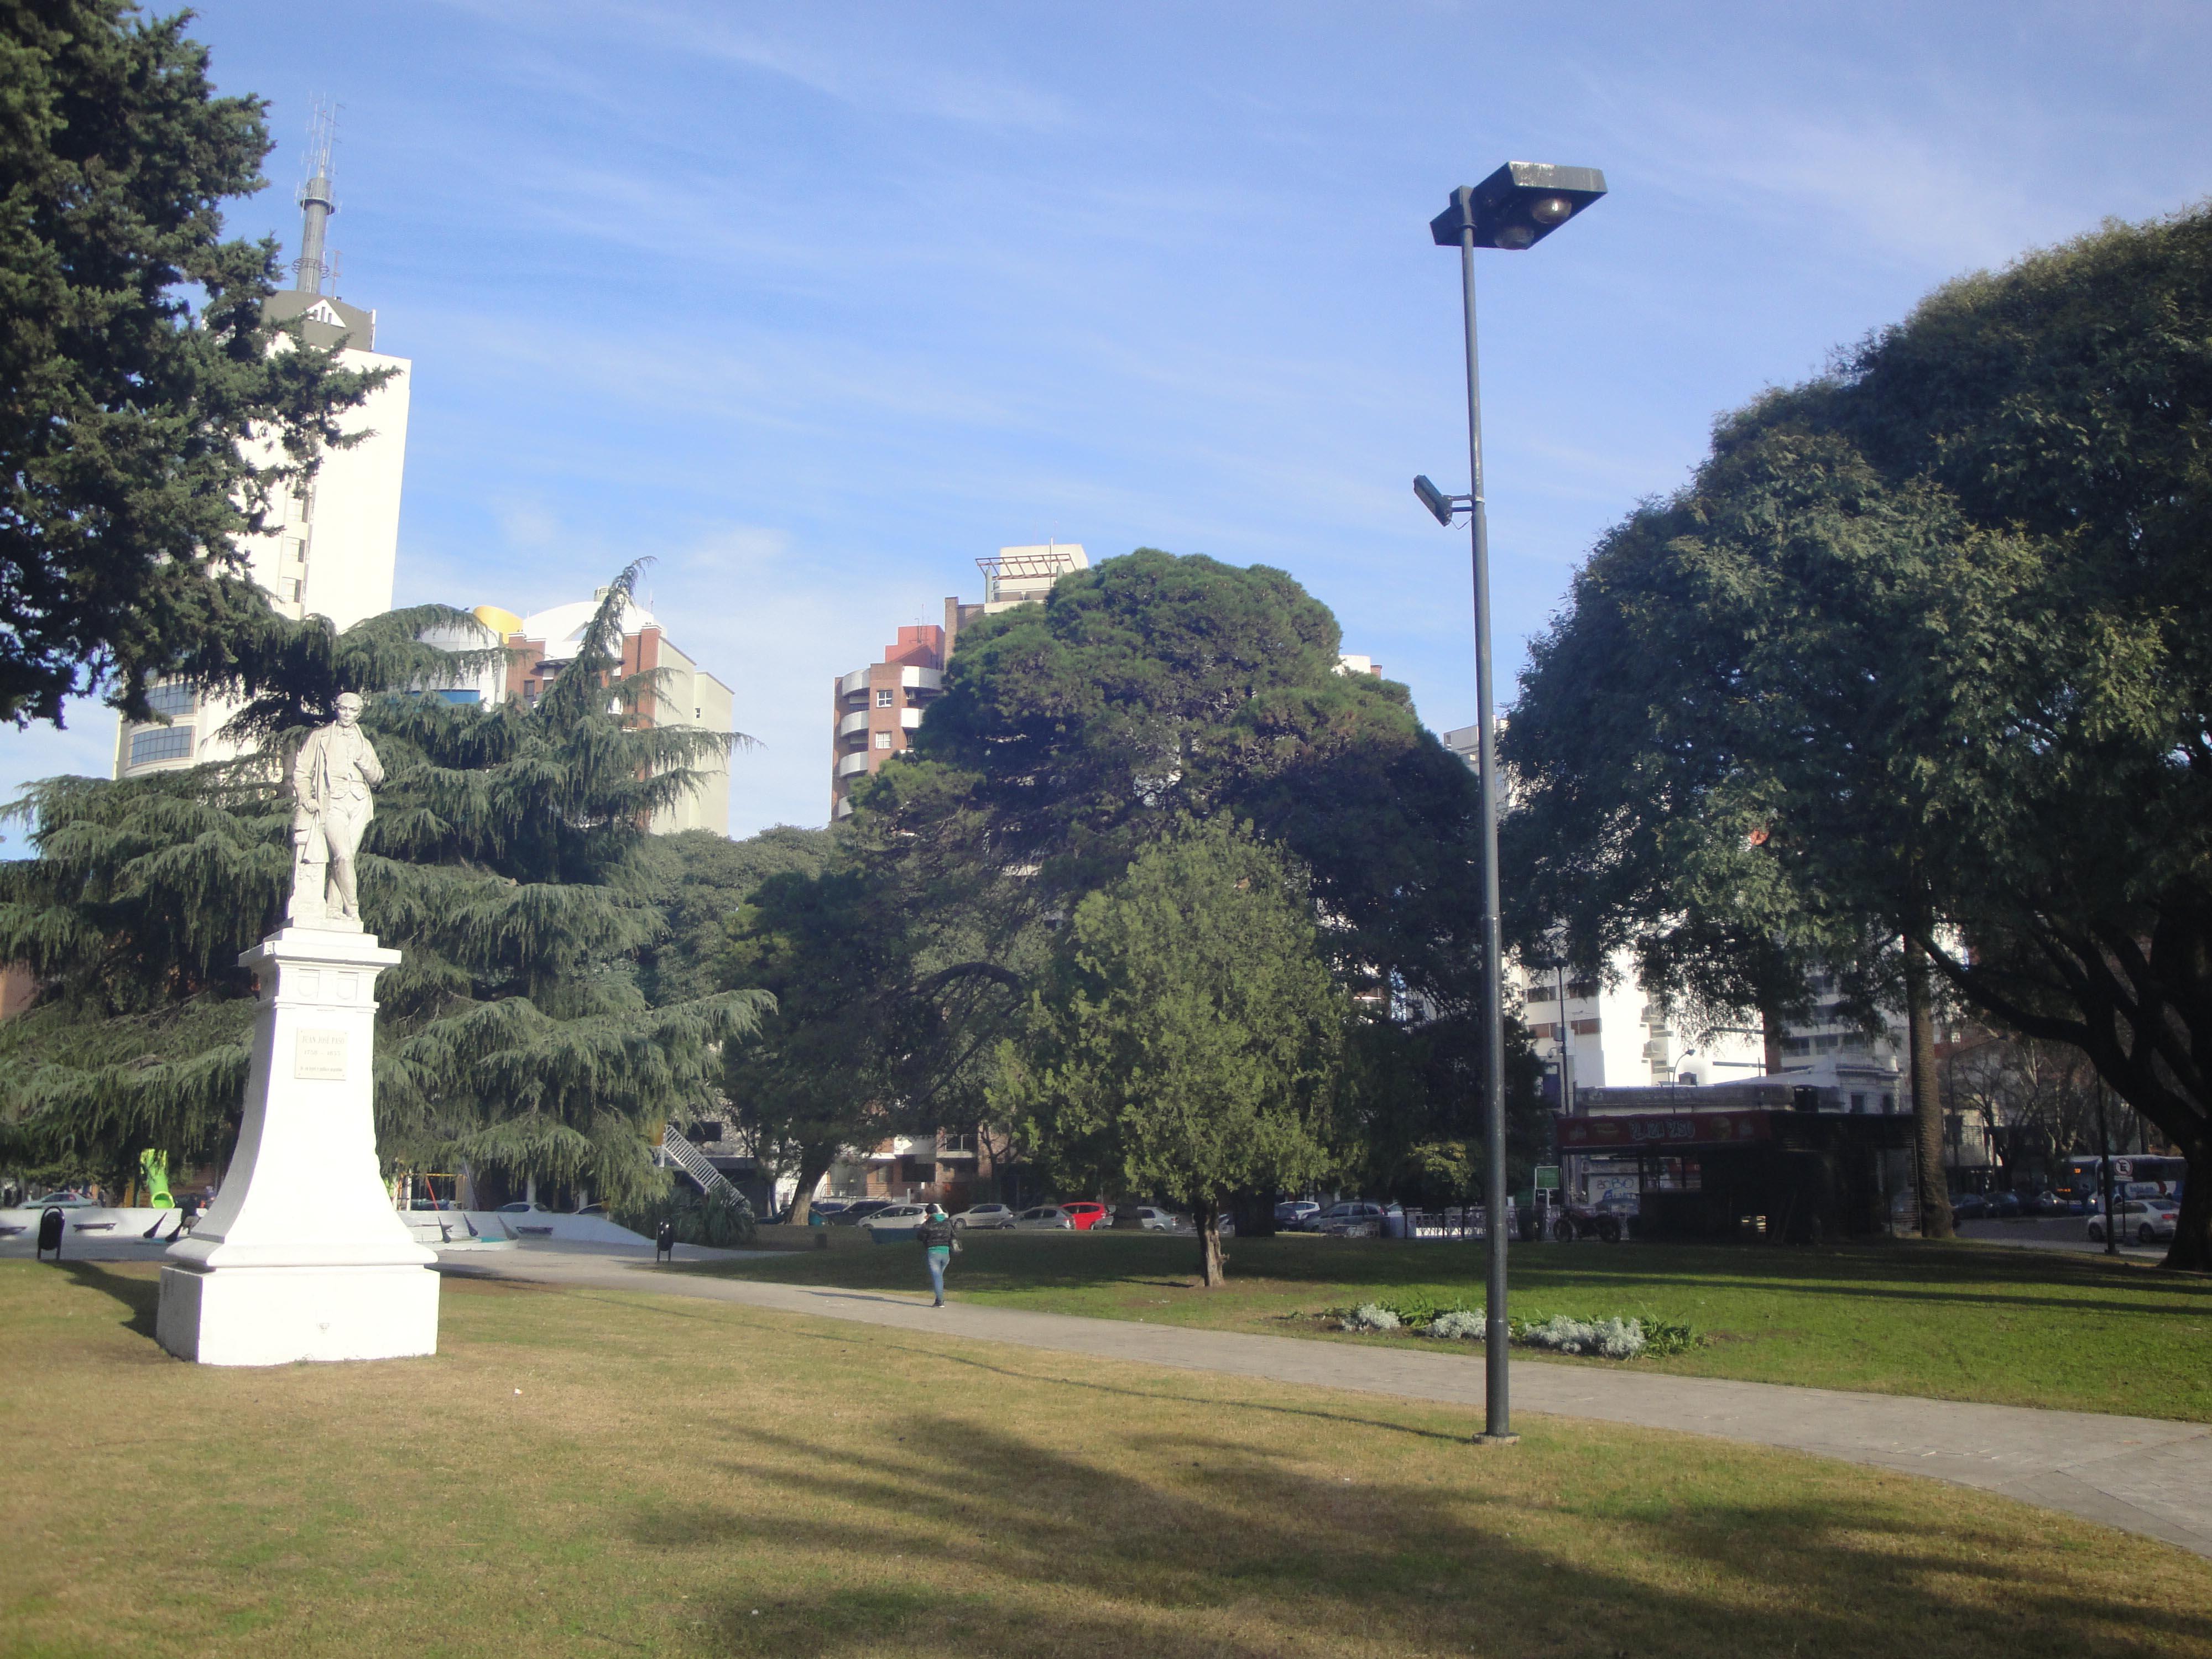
[{"x1": 926, "y1": 1245, "x2": 950, "y2": 1304}]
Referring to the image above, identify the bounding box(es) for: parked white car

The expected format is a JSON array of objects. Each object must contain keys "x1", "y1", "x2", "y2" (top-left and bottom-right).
[
  {"x1": 858, "y1": 1203, "x2": 931, "y2": 1240},
  {"x1": 951, "y1": 1203, "x2": 1015, "y2": 1230},
  {"x1": 1013, "y1": 1205, "x2": 1076, "y2": 1230},
  {"x1": 2088, "y1": 1198, "x2": 2178, "y2": 1246}
]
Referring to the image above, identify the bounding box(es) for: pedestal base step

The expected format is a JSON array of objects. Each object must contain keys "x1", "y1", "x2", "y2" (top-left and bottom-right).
[{"x1": 157, "y1": 1262, "x2": 440, "y2": 1366}]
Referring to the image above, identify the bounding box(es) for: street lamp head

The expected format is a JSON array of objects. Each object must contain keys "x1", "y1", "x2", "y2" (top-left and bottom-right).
[
  {"x1": 1413, "y1": 474, "x2": 1456, "y2": 526},
  {"x1": 1430, "y1": 161, "x2": 1607, "y2": 251}
]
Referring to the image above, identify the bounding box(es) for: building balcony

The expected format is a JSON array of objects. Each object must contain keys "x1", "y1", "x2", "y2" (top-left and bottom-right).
[
  {"x1": 837, "y1": 708, "x2": 870, "y2": 738},
  {"x1": 900, "y1": 707, "x2": 925, "y2": 731},
  {"x1": 837, "y1": 666, "x2": 872, "y2": 697},
  {"x1": 899, "y1": 666, "x2": 943, "y2": 692},
  {"x1": 836, "y1": 750, "x2": 872, "y2": 779}
]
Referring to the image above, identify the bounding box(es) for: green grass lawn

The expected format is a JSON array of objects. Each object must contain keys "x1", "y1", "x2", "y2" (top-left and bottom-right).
[
  {"x1": 4, "y1": 1260, "x2": 2209, "y2": 1658},
  {"x1": 711, "y1": 1228, "x2": 2212, "y2": 1422}
]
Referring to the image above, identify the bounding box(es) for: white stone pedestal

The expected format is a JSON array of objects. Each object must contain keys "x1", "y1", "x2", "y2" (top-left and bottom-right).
[{"x1": 157, "y1": 926, "x2": 439, "y2": 1365}]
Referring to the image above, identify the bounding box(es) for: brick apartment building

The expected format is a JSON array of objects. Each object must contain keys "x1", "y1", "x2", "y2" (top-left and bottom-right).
[{"x1": 829, "y1": 623, "x2": 946, "y2": 821}]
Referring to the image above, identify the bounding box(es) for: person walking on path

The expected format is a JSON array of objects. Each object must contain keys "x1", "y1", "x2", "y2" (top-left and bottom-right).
[{"x1": 916, "y1": 1204, "x2": 957, "y2": 1306}]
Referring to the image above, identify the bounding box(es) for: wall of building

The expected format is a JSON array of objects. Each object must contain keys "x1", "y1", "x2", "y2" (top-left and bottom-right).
[
  {"x1": 1514, "y1": 950, "x2": 1768, "y2": 1097},
  {"x1": 113, "y1": 305, "x2": 410, "y2": 781}
]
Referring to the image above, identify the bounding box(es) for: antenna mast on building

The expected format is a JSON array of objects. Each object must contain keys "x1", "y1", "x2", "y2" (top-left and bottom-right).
[{"x1": 293, "y1": 98, "x2": 339, "y2": 294}]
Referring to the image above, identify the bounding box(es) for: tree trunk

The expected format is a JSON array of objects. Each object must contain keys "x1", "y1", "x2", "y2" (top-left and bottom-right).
[
  {"x1": 1761, "y1": 1000, "x2": 1784, "y2": 1077},
  {"x1": 783, "y1": 1141, "x2": 838, "y2": 1228},
  {"x1": 1905, "y1": 939, "x2": 1953, "y2": 1239},
  {"x1": 2169, "y1": 1131, "x2": 2211, "y2": 1272},
  {"x1": 1194, "y1": 1198, "x2": 1227, "y2": 1287}
]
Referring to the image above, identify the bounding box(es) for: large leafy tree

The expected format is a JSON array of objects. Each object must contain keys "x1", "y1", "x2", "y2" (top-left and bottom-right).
[
  {"x1": 630, "y1": 825, "x2": 834, "y2": 1007},
  {"x1": 716, "y1": 857, "x2": 1023, "y2": 1225},
  {"x1": 1505, "y1": 420, "x2": 2015, "y2": 1235},
  {"x1": 1, "y1": 568, "x2": 769, "y2": 1208},
  {"x1": 1337, "y1": 1008, "x2": 1550, "y2": 1210},
  {"x1": 841, "y1": 550, "x2": 1509, "y2": 1218},
  {"x1": 1, "y1": 1, "x2": 384, "y2": 726},
  {"x1": 994, "y1": 818, "x2": 1343, "y2": 1284},
  {"x1": 855, "y1": 549, "x2": 1485, "y2": 1010},
  {"x1": 1504, "y1": 206, "x2": 2212, "y2": 1267}
]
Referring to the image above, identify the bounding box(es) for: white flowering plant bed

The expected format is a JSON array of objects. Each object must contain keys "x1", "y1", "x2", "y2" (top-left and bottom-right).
[{"x1": 1322, "y1": 1300, "x2": 1697, "y2": 1359}]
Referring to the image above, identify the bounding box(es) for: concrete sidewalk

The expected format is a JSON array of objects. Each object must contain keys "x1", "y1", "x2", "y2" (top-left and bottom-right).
[{"x1": 443, "y1": 1244, "x2": 2212, "y2": 1558}]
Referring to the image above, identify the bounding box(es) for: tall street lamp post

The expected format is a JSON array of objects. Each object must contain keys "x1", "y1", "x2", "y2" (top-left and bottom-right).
[{"x1": 1413, "y1": 161, "x2": 1605, "y2": 1444}]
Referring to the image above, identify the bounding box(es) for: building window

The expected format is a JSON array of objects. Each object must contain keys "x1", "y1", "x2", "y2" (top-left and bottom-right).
[
  {"x1": 873, "y1": 731, "x2": 893, "y2": 750},
  {"x1": 1569, "y1": 1018, "x2": 1601, "y2": 1036},
  {"x1": 876, "y1": 688, "x2": 895, "y2": 707},
  {"x1": 144, "y1": 682, "x2": 195, "y2": 718},
  {"x1": 1566, "y1": 979, "x2": 1599, "y2": 1000},
  {"x1": 1781, "y1": 1036, "x2": 1812, "y2": 1056},
  {"x1": 129, "y1": 727, "x2": 194, "y2": 765},
  {"x1": 1525, "y1": 984, "x2": 1556, "y2": 1002}
]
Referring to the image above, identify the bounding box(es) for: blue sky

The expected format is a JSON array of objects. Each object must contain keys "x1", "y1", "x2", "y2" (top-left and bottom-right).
[{"x1": 6, "y1": 0, "x2": 2210, "y2": 843}]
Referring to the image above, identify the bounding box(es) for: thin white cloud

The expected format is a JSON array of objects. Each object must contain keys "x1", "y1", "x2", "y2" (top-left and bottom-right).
[{"x1": 426, "y1": 0, "x2": 1071, "y2": 132}]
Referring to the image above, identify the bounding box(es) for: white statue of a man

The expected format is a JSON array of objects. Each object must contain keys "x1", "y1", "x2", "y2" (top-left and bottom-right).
[{"x1": 289, "y1": 691, "x2": 384, "y2": 929}]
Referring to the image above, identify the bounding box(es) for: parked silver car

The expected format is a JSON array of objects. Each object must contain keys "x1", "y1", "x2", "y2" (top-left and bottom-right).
[
  {"x1": 951, "y1": 1202, "x2": 1015, "y2": 1230},
  {"x1": 1308, "y1": 1201, "x2": 1388, "y2": 1237},
  {"x1": 2088, "y1": 1198, "x2": 2178, "y2": 1245},
  {"x1": 1013, "y1": 1205, "x2": 1076, "y2": 1230},
  {"x1": 858, "y1": 1203, "x2": 931, "y2": 1241}
]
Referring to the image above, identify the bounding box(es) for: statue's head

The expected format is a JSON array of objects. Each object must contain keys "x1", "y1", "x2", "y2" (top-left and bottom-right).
[{"x1": 334, "y1": 691, "x2": 363, "y2": 728}]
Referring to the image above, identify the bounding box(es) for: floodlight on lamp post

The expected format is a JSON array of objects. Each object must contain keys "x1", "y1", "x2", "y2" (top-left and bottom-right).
[{"x1": 1414, "y1": 160, "x2": 1605, "y2": 1446}]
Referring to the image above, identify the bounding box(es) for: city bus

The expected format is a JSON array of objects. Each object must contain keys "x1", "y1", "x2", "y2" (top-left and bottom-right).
[{"x1": 2061, "y1": 1154, "x2": 2185, "y2": 1202}]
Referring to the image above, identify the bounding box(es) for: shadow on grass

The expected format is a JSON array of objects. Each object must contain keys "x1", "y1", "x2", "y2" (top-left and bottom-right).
[
  {"x1": 540, "y1": 1282, "x2": 1472, "y2": 1448},
  {"x1": 61, "y1": 1260, "x2": 160, "y2": 1340},
  {"x1": 626, "y1": 1408, "x2": 2206, "y2": 1659}
]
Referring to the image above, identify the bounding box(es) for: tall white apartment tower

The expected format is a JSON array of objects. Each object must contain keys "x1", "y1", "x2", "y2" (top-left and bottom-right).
[{"x1": 114, "y1": 104, "x2": 412, "y2": 778}]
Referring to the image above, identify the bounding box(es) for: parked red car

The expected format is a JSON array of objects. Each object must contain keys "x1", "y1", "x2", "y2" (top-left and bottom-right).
[{"x1": 1058, "y1": 1201, "x2": 1110, "y2": 1231}]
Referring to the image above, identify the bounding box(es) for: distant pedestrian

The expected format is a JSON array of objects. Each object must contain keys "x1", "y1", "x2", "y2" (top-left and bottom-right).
[{"x1": 916, "y1": 1204, "x2": 957, "y2": 1306}]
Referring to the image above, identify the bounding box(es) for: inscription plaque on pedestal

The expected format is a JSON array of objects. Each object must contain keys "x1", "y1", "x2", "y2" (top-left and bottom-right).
[{"x1": 294, "y1": 1029, "x2": 349, "y2": 1080}]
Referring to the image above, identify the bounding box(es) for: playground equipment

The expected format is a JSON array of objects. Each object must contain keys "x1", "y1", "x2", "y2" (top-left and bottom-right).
[{"x1": 139, "y1": 1149, "x2": 176, "y2": 1208}]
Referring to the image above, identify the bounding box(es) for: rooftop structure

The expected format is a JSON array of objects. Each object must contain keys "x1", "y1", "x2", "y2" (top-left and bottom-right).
[{"x1": 943, "y1": 541, "x2": 1089, "y2": 651}]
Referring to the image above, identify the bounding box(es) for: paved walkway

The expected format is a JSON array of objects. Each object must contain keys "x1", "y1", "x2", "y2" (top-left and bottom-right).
[
  {"x1": 1956, "y1": 1217, "x2": 2166, "y2": 1259},
  {"x1": 441, "y1": 1244, "x2": 2212, "y2": 1558}
]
